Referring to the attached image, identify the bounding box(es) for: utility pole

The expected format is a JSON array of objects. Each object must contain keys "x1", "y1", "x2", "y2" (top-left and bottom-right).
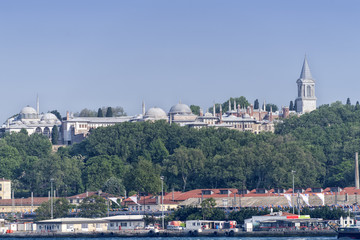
[
  {"x1": 291, "y1": 170, "x2": 296, "y2": 214},
  {"x1": 160, "y1": 176, "x2": 164, "y2": 229},
  {"x1": 50, "y1": 178, "x2": 54, "y2": 219}
]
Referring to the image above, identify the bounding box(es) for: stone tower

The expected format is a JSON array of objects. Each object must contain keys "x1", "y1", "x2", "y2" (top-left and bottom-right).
[{"x1": 295, "y1": 57, "x2": 317, "y2": 113}]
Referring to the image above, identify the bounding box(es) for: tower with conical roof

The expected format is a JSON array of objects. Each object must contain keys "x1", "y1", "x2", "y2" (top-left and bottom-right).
[{"x1": 295, "y1": 56, "x2": 317, "y2": 113}]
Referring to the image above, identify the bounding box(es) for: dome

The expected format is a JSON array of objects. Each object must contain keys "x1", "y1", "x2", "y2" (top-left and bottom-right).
[
  {"x1": 20, "y1": 106, "x2": 38, "y2": 119},
  {"x1": 169, "y1": 103, "x2": 192, "y2": 115},
  {"x1": 144, "y1": 107, "x2": 167, "y2": 119},
  {"x1": 41, "y1": 113, "x2": 58, "y2": 121},
  {"x1": 21, "y1": 106, "x2": 37, "y2": 115}
]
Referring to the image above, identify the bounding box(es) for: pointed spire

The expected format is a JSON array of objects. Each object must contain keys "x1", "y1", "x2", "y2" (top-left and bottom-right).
[
  {"x1": 300, "y1": 56, "x2": 313, "y2": 80},
  {"x1": 36, "y1": 94, "x2": 39, "y2": 115},
  {"x1": 142, "y1": 101, "x2": 145, "y2": 116}
]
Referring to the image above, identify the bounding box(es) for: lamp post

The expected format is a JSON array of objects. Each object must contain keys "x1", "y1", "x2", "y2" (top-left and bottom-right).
[
  {"x1": 160, "y1": 176, "x2": 164, "y2": 229},
  {"x1": 50, "y1": 178, "x2": 54, "y2": 219},
  {"x1": 291, "y1": 170, "x2": 296, "y2": 214}
]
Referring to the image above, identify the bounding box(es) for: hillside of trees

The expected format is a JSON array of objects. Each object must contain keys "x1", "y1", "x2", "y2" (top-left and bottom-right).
[{"x1": 1, "y1": 101, "x2": 360, "y2": 197}]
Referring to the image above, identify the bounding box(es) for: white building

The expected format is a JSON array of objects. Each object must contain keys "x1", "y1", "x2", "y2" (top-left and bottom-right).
[
  {"x1": 1, "y1": 98, "x2": 62, "y2": 141},
  {"x1": 104, "y1": 215, "x2": 145, "y2": 230}
]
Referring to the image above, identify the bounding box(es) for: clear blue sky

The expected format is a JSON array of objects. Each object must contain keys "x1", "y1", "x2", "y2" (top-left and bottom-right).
[{"x1": 1, "y1": 1, "x2": 359, "y2": 122}]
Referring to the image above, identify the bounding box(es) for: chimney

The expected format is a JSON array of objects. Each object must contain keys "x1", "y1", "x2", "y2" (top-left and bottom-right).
[
  {"x1": 246, "y1": 106, "x2": 250, "y2": 115},
  {"x1": 199, "y1": 108, "x2": 203, "y2": 117},
  {"x1": 142, "y1": 101, "x2": 145, "y2": 115},
  {"x1": 283, "y1": 107, "x2": 290, "y2": 118},
  {"x1": 270, "y1": 106, "x2": 273, "y2": 122},
  {"x1": 250, "y1": 104, "x2": 254, "y2": 117},
  {"x1": 219, "y1": 105, "x2": 223, "y2": 124},
  {"x1": 66, "y1": 111, "x2": 70, "y2": 120},
  {"x1": 237, "y1": 104, "x2": 241, "y2": 117},
  {"x1": 356, "y1": 152, "x2": 359, "y2": 189}
]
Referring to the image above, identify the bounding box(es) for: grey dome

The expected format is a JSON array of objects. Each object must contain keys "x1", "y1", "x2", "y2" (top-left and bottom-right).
[
  {"x1": 41, "y1": 113, "x2": 58, "y2": 121},
  {"x1": 21, "y1": 106, "x2": 37, "y2": 115},
  {"x1": 144, "y1": 107, "x2": 167, "y2": 119},
  {"x1": 20, "y1": 106, "x2": 38, "y2": 119},
  {"x1": 169, "y1": 103, "x2": 192, "y2": 114}
]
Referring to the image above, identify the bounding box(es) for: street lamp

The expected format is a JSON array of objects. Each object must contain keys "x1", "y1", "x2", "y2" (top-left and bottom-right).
[
  {"x1": 160, "y1": 176, "x2": 164, "y2": 229},
  {"x1": 50, "y1": 178, "x2": 54, "y2": 219},
  {"x1": 291, "y1": 170, "x2": 296, "y2": 214}
]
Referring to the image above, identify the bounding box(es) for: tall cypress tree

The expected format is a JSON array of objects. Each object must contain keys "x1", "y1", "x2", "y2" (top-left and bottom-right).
[
  {"x1": 51, "y1": 125, "x2": 59, "y2": 145},
  {"x1": 289, "y1": 101, "x2": 294, "y2": 111},
  {"x1": 97, "y1": 108, "x2": 103, "y2": 117},
  {"x1": 254, "y1": 99, "x2": 259, "y2": 109},
  {"x1": 346, "y1": 98, "x2": 351, "y2": 105},
  {"x1": 293, "y1": 101, "x2": 297, "y2": 112},
  {"x1": 106, "y1": 107, "x2": 113, "y2": 117}
]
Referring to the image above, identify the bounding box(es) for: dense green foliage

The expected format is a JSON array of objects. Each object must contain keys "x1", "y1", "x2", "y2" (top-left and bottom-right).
[
  {"x1": 51, "y1": 125, "x2": 59, "y2": 144},
  {"x1": 35, "y1": 198, "x2": 71, "y2": 220},
  {"x1": 78, "y1": 195, "x2": 107, "y2": 218},
  {"x1": 190, "y1": 105, "x2": 200, "y2": 115},
  {"x1": 2, "y1": 101, "x2": 360, "y2": 199}
]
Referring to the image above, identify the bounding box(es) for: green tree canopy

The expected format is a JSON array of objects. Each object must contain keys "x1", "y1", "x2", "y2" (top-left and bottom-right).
[
  {"x1": 106, "y1": 107, "x2": 113, "y2": 117},
  {"x1": 35, "y1": 198, "x2": 71, "y2": 221},
  {"x1": 97, "y1": 108, "x2": 103, "y2": 117},
  {"x1": 51, "y1": 125, "x2": 59, "y2": 145},
  {"x1": 190, "y1": 105, "x2": 200, "y2": 115},
  {"x1": 78, "y1": 195, "x2": 107, "y2": 218}
]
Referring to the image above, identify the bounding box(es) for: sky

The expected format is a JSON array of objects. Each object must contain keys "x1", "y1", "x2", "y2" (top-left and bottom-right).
[{"x1": 1, "y1": 1, "x2": 360, "y2": 122}]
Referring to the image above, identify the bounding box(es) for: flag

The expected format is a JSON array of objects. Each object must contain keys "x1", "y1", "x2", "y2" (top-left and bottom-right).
[
  {"x1": 300, "y1": 194, "x2": 310, "y2": 206},
  {"x1": 284, "y1": 194, "x2": 292, "y2": 207},
  {"x1": 130, "y1": 196, "x2": 141, "y2": 205},
  {"x1": 109, "y1": 197, "x2": 120, "y2": 206},
  {"x1": 316, "y1": 193, "x2": 325, "y2": 205}
]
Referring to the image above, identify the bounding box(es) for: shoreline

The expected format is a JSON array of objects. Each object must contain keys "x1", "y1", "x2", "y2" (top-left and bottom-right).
[{"x1": 0, "y1": 229, "x2": 337, "y2": 238}]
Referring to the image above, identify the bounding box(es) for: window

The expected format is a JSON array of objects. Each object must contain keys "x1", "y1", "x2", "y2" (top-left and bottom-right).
[
  {"x1": 0, "y1": 184, "x2": 2, "y2": 191},
  {"x1": 96, "y1": 224, "x2": 100, "y2": 229},
  {"x1": 121, "y1": 223, "x2": 127, "y2": 227},
  {"x1": 82, "y1": 224, "x2": 88, "y2": 229}
]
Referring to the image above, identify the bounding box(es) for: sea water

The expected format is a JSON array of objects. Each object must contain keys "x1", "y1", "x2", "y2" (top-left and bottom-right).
[{"x1": 0, "y1": 237, "x2": 337, "y2": 240}]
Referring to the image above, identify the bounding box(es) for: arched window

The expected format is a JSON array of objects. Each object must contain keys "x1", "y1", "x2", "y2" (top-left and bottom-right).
[
  {"x1": 35, "y1": 127, "x2": 42, "y2": 134},
  {"x1": 43, "y1": 127, "x2": 51, "y2": 138},
  {"x1": 307, "y1": 85, "x2": 312, "y2": 97}
]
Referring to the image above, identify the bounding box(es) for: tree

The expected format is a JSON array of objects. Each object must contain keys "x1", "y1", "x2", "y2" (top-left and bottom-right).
[
  {"x1": 127, "y1": 158, "x2": 161, "y2": 194},
  {"x1": 51, "y1": 125, "x2": 59, "y2": 145},
  {"x1": 190, "y1": 105, "x2": 200, "y2": 115},
  {"x1": 165, "y1": 147, "x2": 205, "y2": 191},
  {"x1": 289, "y1": 101, "x2": 294, "y2": 111},
  {"x1": 76, "y1": 108, "x2": 97, "y2": 117},
  {"x1": 50, "y1": 110, "x2": 62, "y2": 121},
  {"x1": 293, "y1": 101, "x2": 297, "y2": 112},
  {"x1": 35, "y1": 198, "x2": 71, "y2": 220},
  {"x1": 78, "y1": 195, "x2": 107, "y2": 218},
  {"x1": 346, "y1": 98, "x2": 351, "y2": 105},
  {"x1": 0, "y1": 140, "x2": 21, "y2": 179},
  {"x1": 254, "y1": 99, "x2": 259, "y2": 109},
  {"x1": 102, "y1": 177, "x2": 125, "y2": 196},
  {"x1": 266, "y1": 104, "x2": 278, "y2": 112},
  {"x1": 356, "y1": 101, "x2": 360, "y2": 110},
  {"x1": 97, "y1": 108, "x2": 103, "y2": 117},
  {"x1": 106, "y1": 107, "x2": 113, "y2": 117},
  {"x1": 201, "y1": 198, "x2": 216, "y2": 220}
]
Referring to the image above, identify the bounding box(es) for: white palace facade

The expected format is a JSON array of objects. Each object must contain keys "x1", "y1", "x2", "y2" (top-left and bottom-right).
[{"x1": 1, "y1": 57, "x2": 316, "y2": 144}]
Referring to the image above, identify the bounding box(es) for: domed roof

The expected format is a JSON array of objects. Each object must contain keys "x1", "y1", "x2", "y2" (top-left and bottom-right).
[
  {"x1": 169, "y1": 103, "x2": 192, "y2": 114},
  {"x1": 41, "y1": 113, "x2": 58, "y2": 121},
  {"x1": 21, "y1": 106, "x2": 37, "y2": 115},
  {"x1": 144, "y1": 107, "x2": 167, "y2": 119}
]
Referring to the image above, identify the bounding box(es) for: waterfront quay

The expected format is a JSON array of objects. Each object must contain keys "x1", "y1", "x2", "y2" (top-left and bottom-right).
[{"x1": 0, "y1": 229, "x2": 337, "y2": 238}]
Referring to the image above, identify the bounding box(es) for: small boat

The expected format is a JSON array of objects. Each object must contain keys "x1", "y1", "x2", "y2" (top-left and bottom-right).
[{"x1": 338, "y1": 226, "x2": 360, "y2": 239}]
